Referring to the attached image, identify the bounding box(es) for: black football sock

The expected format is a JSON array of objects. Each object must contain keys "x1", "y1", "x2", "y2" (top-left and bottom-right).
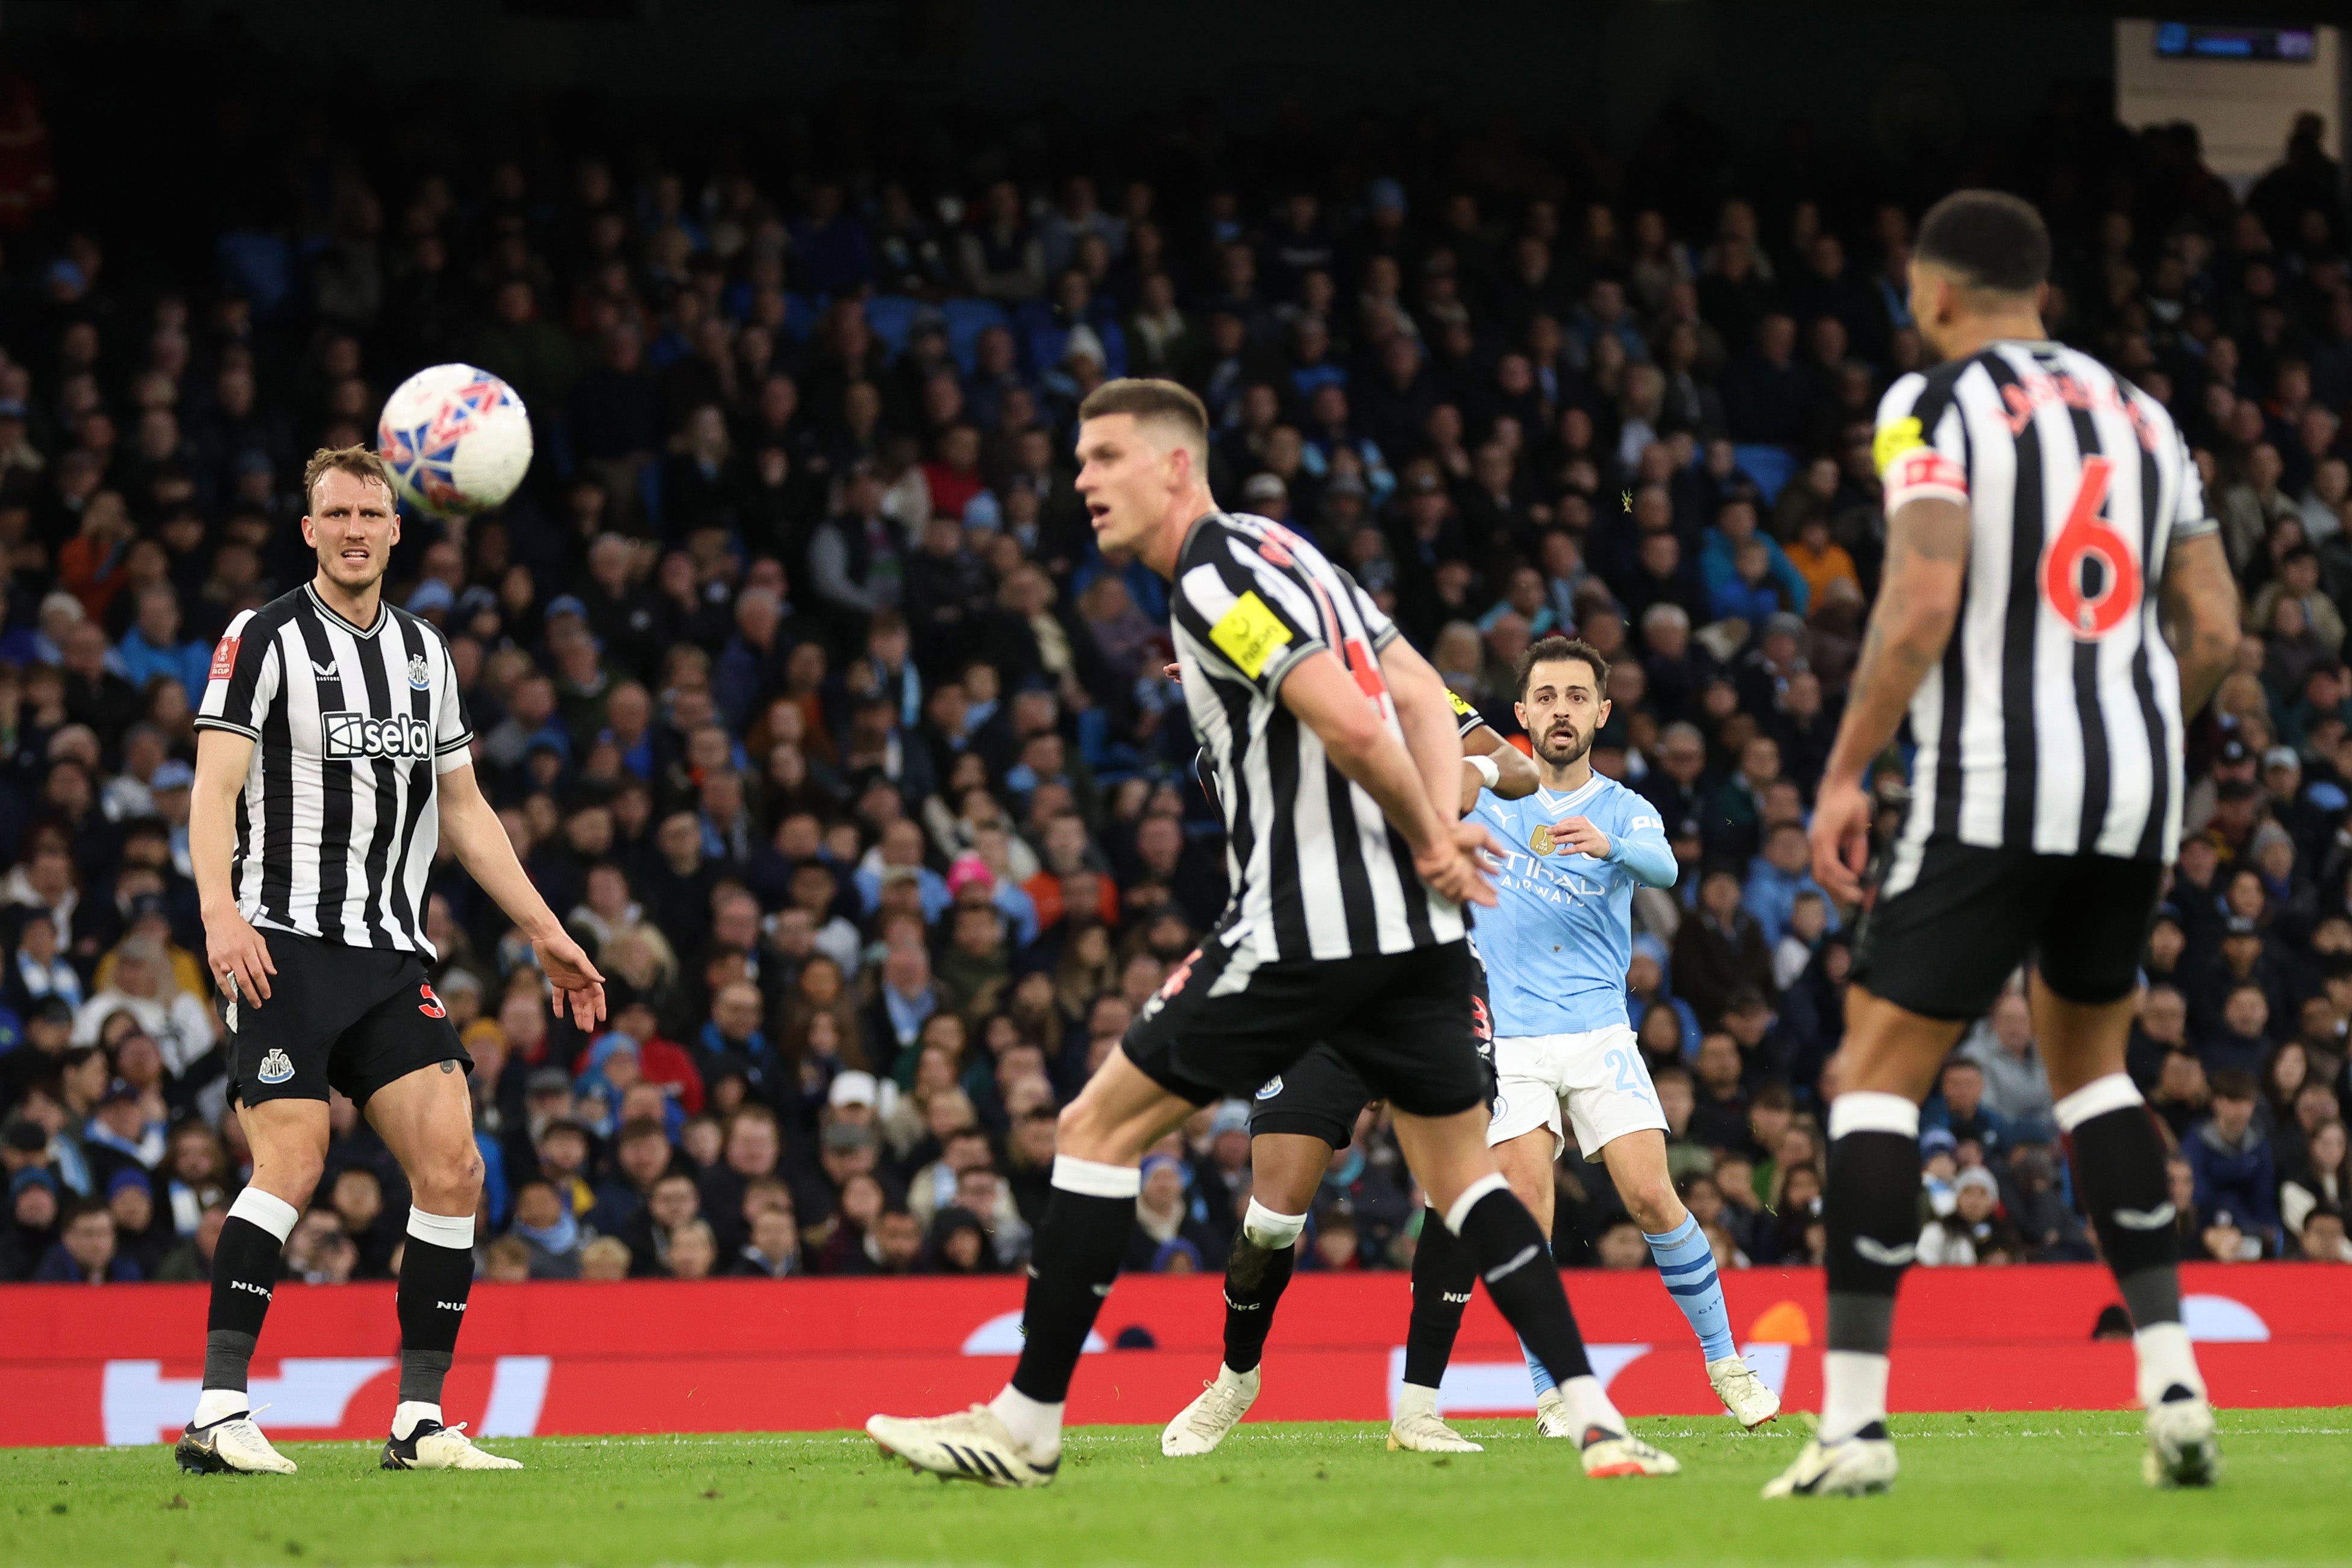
[
  {"x1": 1402, "y1": 1205, "x2": 1478, "y2": 1390},
  {"x1": 1008, "y1": 1159, "x2": 1138, "y2": 1405},
  {"x1": 199, "y1": 1188, "x2": 298, "y2": 1416},
  {"x1": 2057, "y1": 1078, "x2": 2182, "y2": 1323},
  {"x1": 2056, "y1": 1074, "x2": 2204, "y2": 1404},
  {"x1": 1220, "y1": 1198, "x2": 1303, "y2": 1375},
  {"x1": 396, "y1": 1209, "x2": 477, "y2": 1428},
  {"x1": 1448, "y1": 1179, "x2": 1593, "y2": 1391},
  {"x1": 1822, "y1": 1093, "x2": 1922, "y2": 1441}
]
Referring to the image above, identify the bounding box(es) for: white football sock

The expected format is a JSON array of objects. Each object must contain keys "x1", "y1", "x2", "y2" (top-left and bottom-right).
[
  {"x1": 193, "y1": 1387, "x2": 247, "y2": 1426},
  {"x1": 988, "y1": 1385, "x2": 1063, "y2": 1461},
  {"x1": 1394, "y1": 1383, "x2": 1439, "y2": 1420},
  {"x1": 2133, "y1": 1322, "x2": 2206, "y2": 1408},
  {"x1": 1558, "y1": 1375, "x2": 1624, "y2": 1437},
  {"x1": 392, "y1": 1400, "x2": 443, "y2": 1440},
  {"x1": 1821, "y1": 1350, "x2": 1890, "y2": 1442}
]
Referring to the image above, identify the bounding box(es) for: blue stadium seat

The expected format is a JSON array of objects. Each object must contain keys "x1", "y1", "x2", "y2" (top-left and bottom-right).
[
  {"x1": 1732, "y1": 444, "x2": 1799, "y2": 507},
  {"x1": 864, "y1": 295, "x2": 918, "y2": 362},
  {"x1": 216, "y1": 233, "x2": 293, "y2": 319},
  {"x1": 637, "y1": 460, "x2": 663, "y2": 530},
  {"x1": 783, "y1": 293, "x2": 823, "y2": 342},
  {"x1": 943, "y1": 298, "x2": 1011, "y2": 377}
]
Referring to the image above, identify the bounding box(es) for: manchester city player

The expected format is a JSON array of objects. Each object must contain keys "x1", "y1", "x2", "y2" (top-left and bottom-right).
[{"x1": 1454, "y1": 633, "x2": 1780, "y2": 1434}]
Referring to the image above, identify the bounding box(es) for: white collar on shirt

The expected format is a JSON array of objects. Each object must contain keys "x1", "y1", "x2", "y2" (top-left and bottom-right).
[{"x1": 1534, "y1": 775, "x2": 1605, "y2": 814}]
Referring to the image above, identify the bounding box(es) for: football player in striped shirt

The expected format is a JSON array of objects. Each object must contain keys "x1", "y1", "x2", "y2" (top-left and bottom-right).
[
  {"x1": 176, "y1": 448, "x2": 606, "y2": 1477},
  {"x1": 1769, "y1": 193, "x2": 2241, "y2": 1498}
]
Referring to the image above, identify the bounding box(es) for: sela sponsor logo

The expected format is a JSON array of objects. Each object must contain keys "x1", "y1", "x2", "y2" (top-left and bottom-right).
[
  {"x1": 322, "y1": 710, "x2": 432, "y2": 760},
  {"x1": 256, "y1": 1049, "x2": 295, "y2": 1085},
  {"x1": 229, "y1": 1279, "x2": 272, "y2": 1301}
]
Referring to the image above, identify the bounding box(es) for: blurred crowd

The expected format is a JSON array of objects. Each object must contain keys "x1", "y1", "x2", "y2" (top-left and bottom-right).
[{"x1": 1, "y1": 80, "x2": 2349, "y2": 1290}]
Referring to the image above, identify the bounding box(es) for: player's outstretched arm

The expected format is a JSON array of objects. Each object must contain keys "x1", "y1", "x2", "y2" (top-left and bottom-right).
[
  {"x1": 2157, "y1": 532, "x2": 2239, "y2": 720},
  {"x1": 192, "y1": 729, "x2": 275, "y2": 1006},
  {"x1": 1810, "y1": 494, "x2": 1967, "y2": 902},
  {"x1": 435, "y1": 758, "x2": 607, "y2": 1027},
  {"x1": 1462, "y1": 723, "x2": 1538, "y2": 812},
  {"x1": 1279, "y1": 648, "x2": 1497, "y2": 908}
]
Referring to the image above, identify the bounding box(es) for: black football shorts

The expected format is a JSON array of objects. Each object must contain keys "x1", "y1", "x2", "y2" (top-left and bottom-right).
[
  {"x1": 1849, "y1": 838, "x2": 2163, "y2": 1021},
  {"x1": 1247, "y1": 943, "x2": 1496, "y2": 1149},
  {"x1": 1124, "y1": 931, "x2": 1488, "y2": 1123},
  {"x1": 224, "y1": 929, "x2": 471, "y2": 1110}
]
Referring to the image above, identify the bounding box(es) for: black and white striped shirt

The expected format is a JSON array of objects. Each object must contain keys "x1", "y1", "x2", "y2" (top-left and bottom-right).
[
  {"x1": 1873, "y1": 341, "x2": 2217, "y2": 894},
  {"x1": 193, "y1": 582, "x2": 474, "y2": 956},
  {"x1": 1171, "y1": 510, "x2": 1464, "y2": 961}
]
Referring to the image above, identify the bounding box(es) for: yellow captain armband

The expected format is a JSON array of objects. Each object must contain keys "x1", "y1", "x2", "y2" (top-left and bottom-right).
[
  {"x1": 1872, "y1": 415, "x2": 1925, "y2": 476},
  {"x1": 1208, "y1": 591, "x2": 1294, "y2": 680}
]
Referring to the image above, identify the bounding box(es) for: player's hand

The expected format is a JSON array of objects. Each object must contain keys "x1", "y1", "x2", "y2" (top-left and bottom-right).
[
  {"x1": 1553, "y1": 816, "x2": 1611, "y2": 861},
  {"x1": 533, "y1": 929, "x2": 608, "y2": 1029},
  {"x1": 1811, "y1": 773, "x2": 1873, "y2": 904},
  {"x1": 1162, "y1": 661, "x2": 1182, "y2": 683},
  {"x1": 204, "y1": 906, "x2": 275, "y2": 1007},
  {"x1": 1417, "y1": 818, "x2": 1504, "y2": 908}
]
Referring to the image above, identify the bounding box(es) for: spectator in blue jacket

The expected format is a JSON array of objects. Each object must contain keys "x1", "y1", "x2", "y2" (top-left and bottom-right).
[
  {"x1": 32, "y1": 1199, "x2": 141, "y2": 1282},
  {"x1": 1742, "y1": 821, "x2": 1840, "y2": 947},
  {"x1": 1699, "y1": 498, "x2": 1810, "y2": 615},
  {"x1": 110, "y1": 584, "x2": 210, "y2": 694},
  {"x1": 1923, "y1": 1058, "x2": 2012, "y2": 1158},
  {"x1": 2186, "y1": 1071, "x2": 2280, "y2": 1239}
]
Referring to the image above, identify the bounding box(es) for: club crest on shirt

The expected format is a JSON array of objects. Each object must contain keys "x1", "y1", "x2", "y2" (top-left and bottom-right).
[
  {"x1": 1255, "y1": 1075, "x2": 1284, "y2": 1100},
  {"x1": 256, "y1": 1048, "x2": 294, "y2": 1085},
  {"x1": 407, "y1": 654, "x2": 431, "y2": 691},
  {"x1": 1528, "y1": 823, "x2": 1555, "y2": 856}
]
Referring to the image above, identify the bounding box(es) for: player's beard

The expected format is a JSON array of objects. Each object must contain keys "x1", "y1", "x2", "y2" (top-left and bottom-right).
[{"x1": 1534, "y1": 721, "x2": 1589, "y2": 771}]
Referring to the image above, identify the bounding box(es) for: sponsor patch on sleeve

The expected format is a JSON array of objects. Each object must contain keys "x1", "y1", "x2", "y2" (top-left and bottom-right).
[
  {"x1": 1886, "y1": 448, "x2": 1969, "y2": 506},
  {"x1": 1446, "y1": 688, "x2": 1479, "y2": 720},
  {"x1": 209, "y1": 635, "x2": 240, "y2": 682},
  {"x1": 1208, "y1": 590, "x2": 1294, "y2": 680}
]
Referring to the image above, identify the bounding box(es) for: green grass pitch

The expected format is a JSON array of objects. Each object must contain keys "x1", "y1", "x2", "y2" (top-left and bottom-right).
[{"x1": 4, "y1": 1410, "x2": 2347, "y2": 1566}]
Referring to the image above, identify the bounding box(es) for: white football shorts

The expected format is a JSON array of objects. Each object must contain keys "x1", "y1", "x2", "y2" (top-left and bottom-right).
[{"x1": 1485, "y1": 1024, "x2": 1667, "y2": 1162}]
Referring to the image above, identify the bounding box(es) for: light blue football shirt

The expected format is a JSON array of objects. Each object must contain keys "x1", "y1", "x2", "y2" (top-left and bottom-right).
[{"x1": 1469, "y1": 771, "x2": 1678, "y2": 1037}]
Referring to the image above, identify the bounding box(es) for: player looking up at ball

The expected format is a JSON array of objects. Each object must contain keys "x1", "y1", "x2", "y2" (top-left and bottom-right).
[{"x1": 178, "y1": 446, "x2": 605, "y2": 1477}]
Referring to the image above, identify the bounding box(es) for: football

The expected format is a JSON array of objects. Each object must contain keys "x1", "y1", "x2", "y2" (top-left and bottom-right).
[{"x1": 375, "y1": 362, "x2": 534, "y2": 517}]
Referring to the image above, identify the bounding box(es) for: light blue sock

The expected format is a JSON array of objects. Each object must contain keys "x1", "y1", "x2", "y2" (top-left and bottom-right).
[
  {"x1": 1646, "y1": 1214, "x2": 1736, "y2": 1361},
  {"x1": 1521, "y1": 1337, "x2": 1557, "y2": 1397}
]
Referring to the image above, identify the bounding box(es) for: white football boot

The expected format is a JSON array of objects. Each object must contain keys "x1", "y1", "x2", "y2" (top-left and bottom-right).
[
  {"x1": 1160, "y1": 1364, "x2": 1260, "y2": 1457},
  {"x1": 867, "y1": 1405, "x2": 1058, "y2": 1488}
]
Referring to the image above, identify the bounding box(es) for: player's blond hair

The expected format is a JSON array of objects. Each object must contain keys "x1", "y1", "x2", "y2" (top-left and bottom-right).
[{"x1": 302, "y1": 445, "x2": 396, "y2": 513}]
